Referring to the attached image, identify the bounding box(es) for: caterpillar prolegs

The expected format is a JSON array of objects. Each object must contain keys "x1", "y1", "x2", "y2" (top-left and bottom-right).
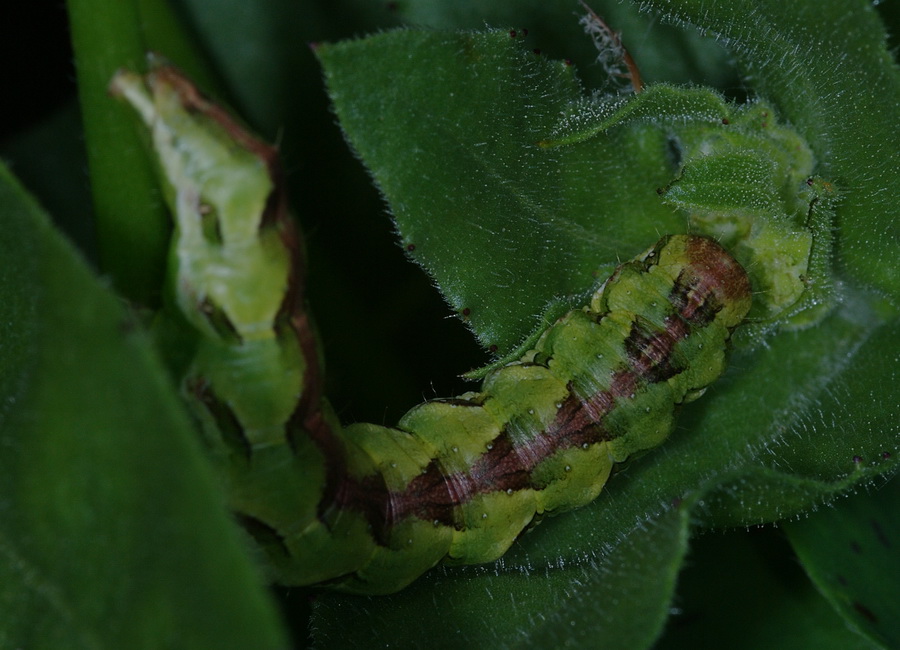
[{"x1": 112, "y1": 66, "x2": 751, "y2": 595}]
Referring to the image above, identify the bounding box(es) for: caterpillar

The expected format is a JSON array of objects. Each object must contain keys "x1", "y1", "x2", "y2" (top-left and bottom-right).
[{"x1": 111, "y1": 65, "x2": 752, "y2": 595}]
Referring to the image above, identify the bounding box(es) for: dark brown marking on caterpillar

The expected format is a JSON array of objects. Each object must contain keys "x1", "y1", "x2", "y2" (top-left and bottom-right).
[
  {"x1": 672, "y1": 236, "x2": 751, "y2": 325},
  {"x1": 395, "y1": 461, "x2": 458, "y2": 527},
  {"x1": 198, "y1": 296, "x2": 243, "y2": 343},
  {"x1": 289, "y1": 403, "x2": 349, "y2": 523},
  {"x1": 623, "y1": 318, "x2": 687, "y2": 383},
  {"x1": 476, "y1": 431, "x2": 539, "y2": 489},
  {"x1": 236, "y1": 513, "x2": 291, "y2": 558},
  {"x1": 331, "y1": 472, "x2": 394, "y2": 544},
  {"x1": 189, "y1": 378, "x2": 252, "y2": 459},
  {"x1": 329, "y1": 460, "x2": 458, "y2": 541}
]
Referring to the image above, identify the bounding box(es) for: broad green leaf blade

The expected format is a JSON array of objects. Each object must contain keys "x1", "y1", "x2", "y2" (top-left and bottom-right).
[
  {"x1": 785, "y1": 477, "x2": 900, "y2": 648},
  {"x1": 639, "y1": 0, "x2": 900, "y2": 296},
  {"x1": 658, "y1": 528, "x2": 879, "y2": 650},
  {"x1": 0, "y1": 165, "x2": 287, "y2": 648},
  {"x1": 317, "y1": 30, "x2": 693, "y2": 354}
]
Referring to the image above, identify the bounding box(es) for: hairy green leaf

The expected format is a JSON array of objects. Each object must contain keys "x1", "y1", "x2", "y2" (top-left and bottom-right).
[{"x1": 317, "y1": 30, "x2": 712, "y2": 354}]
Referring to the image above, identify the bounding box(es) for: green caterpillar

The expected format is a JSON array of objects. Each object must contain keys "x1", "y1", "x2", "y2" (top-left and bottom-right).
[{"x1": 111, "y1": 65, "x2": 752, "y2": 595}]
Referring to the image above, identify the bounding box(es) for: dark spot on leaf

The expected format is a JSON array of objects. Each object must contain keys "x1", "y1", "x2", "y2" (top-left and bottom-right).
[
  {"x1": 850, "y1": 540, "x2": 862, "y2": 554},
  {"x1": 462, "y1": 307, "x2": 471, "y2": 317},
  {"x1": 236, "y1": 514, "x2": 290, "y2": 558},
  {"x1": 509, "y1": 29, "x2": 517, "y2": 38},
  {"x1": 406, "y1": 243, "x2": 416, "y2": 252},
  {"x1": 870, "y1": 519, "x2": 891, "y2": 549},
  {"x1": 882, "y1": 451, "x2": 891, "y2": 460},
  {"x1": 489, "y1": 344, "x2": 498, "y2": 354},
  {"x1": 853, "y1": 601, "x2": 878, "y2": 624},
  {"x1": 852, "y1": 455, "x2": 863, "y2": 464},
  {"x1": 522, "y1": 28, "x2": 529, "y2": 37},
  {"x1": 721, "y1": 117, "x2": 730, "y2": 125}
]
